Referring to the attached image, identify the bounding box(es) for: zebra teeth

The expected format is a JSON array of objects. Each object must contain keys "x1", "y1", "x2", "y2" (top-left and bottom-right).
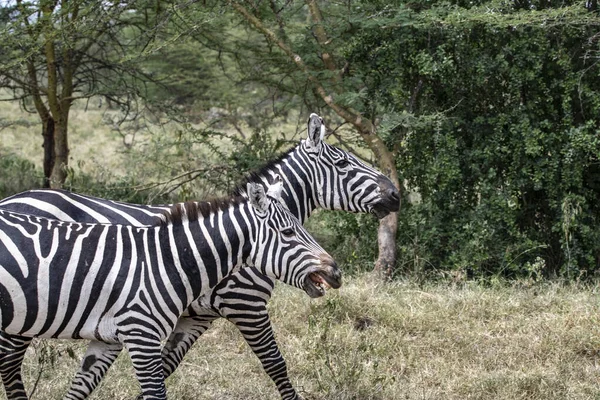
[{"x1": 309, "y1": 272, "x2": 330, "y2": 292}]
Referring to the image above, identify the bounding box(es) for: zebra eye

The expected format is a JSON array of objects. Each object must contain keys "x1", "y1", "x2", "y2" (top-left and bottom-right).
[
  {"x1": 336, "y1": 159, "x2": 350, "y2": 168},
  {"x1": 281, "y1": 227, "x2": 295, "y2": 236}
]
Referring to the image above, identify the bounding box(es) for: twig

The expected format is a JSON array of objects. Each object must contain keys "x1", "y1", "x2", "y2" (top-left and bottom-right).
[{"x1": 29, "y1": 341, "x2": 46, "y2": 400}]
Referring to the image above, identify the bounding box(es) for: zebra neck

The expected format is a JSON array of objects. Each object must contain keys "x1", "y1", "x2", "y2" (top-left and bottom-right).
[
  {"x1": 252, "y1": 147, "x2": 318, "y2": 224},
  {"x1": 157, "y1": 207, "x2": 253, "y2": 303}
]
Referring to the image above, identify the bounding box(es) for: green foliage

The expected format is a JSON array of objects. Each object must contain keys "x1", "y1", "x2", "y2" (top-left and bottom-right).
[
  {"x1": 0, "y1": 149, "x2": 42, "y2": 199},
  {"x1": 3, "y1": 0, "x2": 600, "y2": 282},
  {"x1": 307, "y1": 211, "x2": 380, "y2": 275},
  {"x1": 347, "y1": 2, "x2": 600, "y2": 278},
  {"x1": 0, "y1": 147, "x2": 169, "y2": 205},
  {"x1": 141, "y1": 36, "x2": 263, "y2": 116},
  {"x1": 225, "y1": 129, "x2": 292, "y2": 185},
  {"x1": 106, "y1": 120, "x2": 293, "y2": 203},
  {"x1": 63, "y1": 165, "x2": 170, "y2": 205}
]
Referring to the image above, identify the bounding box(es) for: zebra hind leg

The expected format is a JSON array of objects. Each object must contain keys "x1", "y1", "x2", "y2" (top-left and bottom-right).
[
  {"x1": 123, "y1": 337, "x2": 166, "y2": 400},
  {"x1": 63, "y1": 340, "x2": 123, "y2": 400},
  {"x1": 0, "y1": 331, "x2": 32, "y2": 400},
  {"x1": 161, "y1": 315, "x2": 217, "y2": 378}
]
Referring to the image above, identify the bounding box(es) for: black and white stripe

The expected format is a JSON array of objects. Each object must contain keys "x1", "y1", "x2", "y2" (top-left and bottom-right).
[
  {"x1": 0, "y1": 181, "x2": 339, "y2": 400},
  {"x1": 0, "y1": 113, "x2": 399, "y2": 400}
]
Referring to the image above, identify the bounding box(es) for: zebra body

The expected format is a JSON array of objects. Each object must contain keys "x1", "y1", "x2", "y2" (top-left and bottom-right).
[
  {"x1": 0, "y1": 211, "x2": 200, "y2": 342},
  {"x1": 0, "y1": 114, "x2": 399, "y2": 400},
  {"x1": 0, "y1": 181, "x2": 340, "y2": 400}
]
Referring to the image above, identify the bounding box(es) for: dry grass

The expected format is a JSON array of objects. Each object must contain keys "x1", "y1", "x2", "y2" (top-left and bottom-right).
[
  {"x1": 0, "y1": 100, "x2": 131, "y2": 174},
  {"x1": 16, "y1": 275, "x2": 600, "y2": 400},
  {"x1": 2, "y1": 100, "x2": 599, "y2": 399}
]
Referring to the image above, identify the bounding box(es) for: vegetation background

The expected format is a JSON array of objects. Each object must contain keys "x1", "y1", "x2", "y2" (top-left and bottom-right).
[{"x1": 0, "y1": 0, "x2": 600, "y2": 399}]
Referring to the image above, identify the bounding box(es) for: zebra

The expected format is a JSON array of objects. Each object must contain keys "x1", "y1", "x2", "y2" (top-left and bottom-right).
[
  {"x1": 0, "y1": 180, "x2": 341, "y2": 400},
  {"x1": 0, "y1": 113, "x2": 400, "y2": 399}
]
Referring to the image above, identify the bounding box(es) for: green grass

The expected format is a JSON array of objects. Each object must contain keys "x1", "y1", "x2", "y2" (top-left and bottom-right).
[{"x1": 17, "y1": 275, "x2": 600, "y2": 400}]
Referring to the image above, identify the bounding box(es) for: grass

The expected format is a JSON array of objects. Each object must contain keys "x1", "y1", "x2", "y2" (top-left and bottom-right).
[
  {"x1": 0, "y1": 100, "x2": 130, "y2": 175},
  {"x1": 2, "y1": 99, "x2": 599, "y2": 399},
  {"x1": 16, "y1": 275, "x2": 600, "y2": 400}
]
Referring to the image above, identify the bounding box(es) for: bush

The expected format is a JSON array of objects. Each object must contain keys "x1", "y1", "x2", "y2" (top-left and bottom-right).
[
  {"x1": 306, "y1": 211, "x2": 380, "y2": 275},
  {"x1": 347, "y1": 3, "x2": 600, "y2": 278},
  {"x1": 0, "y1": 149, "x2": 43, "y2": 198}
]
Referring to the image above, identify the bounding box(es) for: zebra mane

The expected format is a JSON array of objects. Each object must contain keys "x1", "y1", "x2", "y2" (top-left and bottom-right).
[
  {"x1": 158, "y1": 146, "x2": 299, "y2": 225},
  {"x1": 157, "y1": 196, "x2": 245, "y2": 226},
  {"x1": 231, "y1": 146, "x2": 297, "y2": 196}
]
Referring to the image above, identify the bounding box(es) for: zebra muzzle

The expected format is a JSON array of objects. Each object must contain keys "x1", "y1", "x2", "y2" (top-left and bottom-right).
[
  {"x1": 371, "y1": 176, "x2": 400, "y2": 219},
  {"x1": 305, "y1": 272, "x2": 331, "y2": 297}
]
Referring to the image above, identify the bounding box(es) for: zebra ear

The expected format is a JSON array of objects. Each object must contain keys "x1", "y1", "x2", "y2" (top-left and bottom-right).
[
  {"x1": 247, "y1": 182, "x2": 270, "y2": 213},
  {"x1": 306, "y1": 113, "x2": 325, "y2": 151},
  {"x1": 266, "y1": 175, "x2": 283, "y2": 200}
]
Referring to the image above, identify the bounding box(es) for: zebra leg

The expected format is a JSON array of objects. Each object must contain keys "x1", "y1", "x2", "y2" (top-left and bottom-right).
[
  {"x1": 161, "y1": 315, "x2": 218, "y2": 378},
  {"x1": 123, "y1": 338, "x2": 166, "y2": 400},
  {"x1": 229, "y1": 310, "x2": 301, "y2": 400},
  {"x1": 131, "y1": 314, "x2": 219, "y2": 400},
  {"x1": 0, "y1": 332, "x2": 31, "y2": 400},
  {"x1": 63, "y1": 340, "x2": 123, "y2": 400}
]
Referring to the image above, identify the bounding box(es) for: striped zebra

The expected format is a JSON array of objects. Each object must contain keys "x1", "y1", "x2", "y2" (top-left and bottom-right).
[
  {"x1": 0, "y1": 180, "x2": 341, "y2": 400},
  {"x1": 0, "y1": 113, "x2": 399, "y2": 399}
]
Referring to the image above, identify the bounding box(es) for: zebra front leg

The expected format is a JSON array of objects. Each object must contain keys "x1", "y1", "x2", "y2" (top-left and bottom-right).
[
  {"x1": 229, "y1": 311, "x2": 301, "y2": 400},
  {"x1": 161, "y1": 314, "x2": 218, "y2": 378},
  {"x1": 131, "y1": 315, "x2": 218, "y2": 400},
  {"x1": 123, "y1": 337, "x2": 166, "y2": 400},
  {"x1": 63, "y1": 340, "x2": 123, "y2": 400},
  {"x1": 0, "y1": 332, "x2": 32, "y2": 400}
]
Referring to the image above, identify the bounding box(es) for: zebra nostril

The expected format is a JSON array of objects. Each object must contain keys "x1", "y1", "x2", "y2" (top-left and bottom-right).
[
  {"x1": 388, "y1": 188, "x2": 400, "y2": 201},
  {"x1": 329, "y1": 260, "x2": 339, "y2": 272}
]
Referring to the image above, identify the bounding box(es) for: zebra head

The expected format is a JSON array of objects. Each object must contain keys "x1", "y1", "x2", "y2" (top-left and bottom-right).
[
  {"x1": 302, "y1": 113, "x2": 400, "y2": 219},
  {"x1": 247, "y1": 179, "x2": 341, "y2": 298}
]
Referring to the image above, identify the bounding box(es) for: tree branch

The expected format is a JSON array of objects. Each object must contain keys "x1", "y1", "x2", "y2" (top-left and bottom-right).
[
  {"x1": 228, "y1": 0, "x2": 390, "y2": 159},
  {"x1": 41, "y1": 2, "x2": 61, "y2": 119},
  {"x1": 305, "y1": 0, "x2": 338, "y2": 78}
]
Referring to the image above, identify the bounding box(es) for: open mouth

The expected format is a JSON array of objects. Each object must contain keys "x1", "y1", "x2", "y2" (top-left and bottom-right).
[
  {"x1": 304, "y1": 270, "x2": 341, "y2": 298},
  {"x1": 371, "y1": 204, "x2": 393, "y2": 219},
  {"x1": 371, "y1": 198, "x2": 400, "y2": 219},
  {"x1": 371, "y1": 207, "x2": 390, "y2": 219}
]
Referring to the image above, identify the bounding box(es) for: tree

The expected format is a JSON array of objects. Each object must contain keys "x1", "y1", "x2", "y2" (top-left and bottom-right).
[
  {"x1": 0, "y1": 1, "x2": 164, "y2": 188},
  {"x1": 196, "y1": 0, "x2": 407, "y2": 276},
  {"x1": 345, "y1": 0, "x2": 600, "y2": 277},
  {"x1": 181, "y1": 0, "x2": 600, "y2": 278}
]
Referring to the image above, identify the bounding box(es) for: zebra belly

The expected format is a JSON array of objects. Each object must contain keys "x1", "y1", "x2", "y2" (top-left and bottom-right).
[
  {"x1": 0, "y1": 285, "x2": 112, "y2": 341},
  {"x1": 0, "y1": 269, "x2": 127, "y2": 341}
]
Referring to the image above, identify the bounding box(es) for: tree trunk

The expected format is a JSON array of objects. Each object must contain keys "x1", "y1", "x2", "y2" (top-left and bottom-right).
[
  {"x1": 376, "y1": 213, "x2": 398, "y2": 277},
  {"x1": 41, "y1": 2, "x2": 70, "y2": 190},
  {"x1": 373, "y1": 145, "x2": 400, "y2": 278},
  {"x1": 49, "y1": 117, "x2": 69, "y2": 189},
  {"x1": 42, "y1": 116, "x2": 55, "y2": 188}
]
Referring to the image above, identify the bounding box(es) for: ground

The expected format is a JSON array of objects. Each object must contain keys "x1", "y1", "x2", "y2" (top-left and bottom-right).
[{"x1": 18, "y1": 274, "x2": 600, "y2": 400}]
